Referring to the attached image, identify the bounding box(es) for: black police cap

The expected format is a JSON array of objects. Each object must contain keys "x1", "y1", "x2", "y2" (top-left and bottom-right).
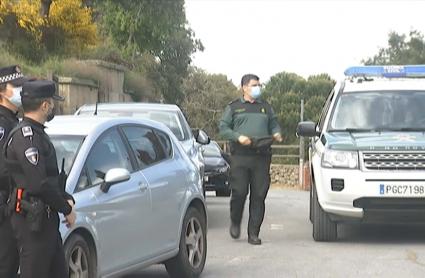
[
  {"x1": 0, "y1": 65, "x2": 32, "y2": 86},
  {"x1": 21, "y1": 80, "x2": 65, "y2": 101}
]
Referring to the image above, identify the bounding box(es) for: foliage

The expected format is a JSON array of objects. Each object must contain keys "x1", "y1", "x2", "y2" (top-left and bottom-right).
[
  {"x1": 97, "y1": 0, "x2": 204, "y2": 103},
  {"x1": 0, "y1": 0, "x2": 98, "y2": 61},
  {"x1": 47, "y1": 0, "x2": 98, "y2": 56},
  {"x1": 362, "y1": 29, "x2": 425, "y2": 65},
  {"x1": 262, "y1": 72, "x2": 335, "y2": 144},
  {"x1": 180, "y1": 67, "x2": 239, "y2": 137}
]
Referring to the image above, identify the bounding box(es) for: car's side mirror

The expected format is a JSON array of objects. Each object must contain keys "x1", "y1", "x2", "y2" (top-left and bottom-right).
[
  {"x1": 100, "y1": 168, "x2": 131, "y2": 193},
  {"x1": 194, "y1": 129, "x2": 211, "y2": 145},
  {"x1": 296, "y1": 121, "x2": 320, "y2": 137}
]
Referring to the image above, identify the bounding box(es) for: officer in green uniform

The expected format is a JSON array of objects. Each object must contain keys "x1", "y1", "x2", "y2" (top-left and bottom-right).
[{"x1": 219, "y1": 74, "x2": 282, "y2": 245}]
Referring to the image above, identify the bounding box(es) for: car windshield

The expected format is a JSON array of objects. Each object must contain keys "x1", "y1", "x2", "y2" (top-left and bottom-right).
[
  {"x1": 78, "y1": 108, "x2": 186, "y2": 141},
  {"x1": 50, "y1": 135, "x2": 85, "y2": 174},
  {"x1": 329, "y1": 90, "x2": 425, "y2": 131},
  {"x1": 202, "y1": 143, "x2": 222, "y2": 157}
]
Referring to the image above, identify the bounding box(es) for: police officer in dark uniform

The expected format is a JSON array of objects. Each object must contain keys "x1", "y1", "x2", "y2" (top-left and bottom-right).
[
  {"x1": 219, "y1": 74, "x2": 282, "y2": 245},
  {"x1": 3, "y1": 80, "x2": 77, "y2": 278},
  {"x1": 0, "y1": 65, "x2": 32, "y2": 277}
]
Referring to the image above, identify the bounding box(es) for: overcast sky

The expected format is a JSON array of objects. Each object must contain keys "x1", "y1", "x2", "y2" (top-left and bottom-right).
[{"x1": 184, "y1": 0, "x2": 425, "y2": 86}]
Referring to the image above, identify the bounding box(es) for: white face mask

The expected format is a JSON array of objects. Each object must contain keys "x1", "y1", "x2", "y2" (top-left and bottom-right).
[{"x1": 5, "y1": 87, "x2": 22, "y2": 107}]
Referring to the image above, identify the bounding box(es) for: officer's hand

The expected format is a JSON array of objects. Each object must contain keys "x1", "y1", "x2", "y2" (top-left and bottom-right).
[
  {"x1": 273, "y1": 133, "x2": 282, "y2": 142},
  {"x1": 63, "y1": 209, "x2": 76, "y2": 228},
  {"x1": 238, "y1": 135, "x2": 251, "y2": 146},
  {"x1": 67, "y1": 199, "x2": 74, "y2": 208}
]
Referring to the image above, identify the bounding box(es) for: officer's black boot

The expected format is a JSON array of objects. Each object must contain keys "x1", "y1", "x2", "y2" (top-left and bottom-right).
[
  {"x1": 229, "y1": 222, "x2": 240, "y2": 239},
  {"x1": 248, "y1": 235, "x2": 261, "y2": 245}
]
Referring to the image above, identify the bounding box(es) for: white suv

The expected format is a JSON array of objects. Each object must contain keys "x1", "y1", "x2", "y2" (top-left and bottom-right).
[{"x1": 297, "y1": 65, "x2": 425, "y2": 241}]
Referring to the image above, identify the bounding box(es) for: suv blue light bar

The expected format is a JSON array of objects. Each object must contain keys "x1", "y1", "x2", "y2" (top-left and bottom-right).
[{"x1": 344, "y1": 65, "x2": 425, "y2": 78}]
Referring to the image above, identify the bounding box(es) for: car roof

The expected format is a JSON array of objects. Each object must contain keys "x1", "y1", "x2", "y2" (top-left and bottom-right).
[
  {"x1": 44, "y1": 115, "x2": 169, "y2": 136},
  {"x1": 342, "y1": 78, "x2": 425, "y2": 93},
  {"x1": 78, "y1": 102, "x2": 181, "y2": 112}
]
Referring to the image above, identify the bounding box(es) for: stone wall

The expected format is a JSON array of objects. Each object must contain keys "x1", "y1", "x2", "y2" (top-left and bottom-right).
[
  {"x1": 270, "y1": 164, "x2": 311, "y2": 191},
  {"x1": 53, "y1": 60, "x2": 135, "y2": 115},
  {"x1": 55, "y1": 76, "x2": 99, "y2": 115},
  {"x1": 270, "y1": 164, "x2": 299, "y2": 186}
]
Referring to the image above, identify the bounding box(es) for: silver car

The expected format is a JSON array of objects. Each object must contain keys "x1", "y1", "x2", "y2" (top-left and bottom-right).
[
  {"x1": 74, "y1": 103, "x2": 211, "y2": 195},
  {"x1": 44, "y1": 115, "x2": 208, "y2": 278}
]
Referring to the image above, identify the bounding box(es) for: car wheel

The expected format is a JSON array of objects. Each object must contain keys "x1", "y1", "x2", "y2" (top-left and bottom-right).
[
  {"x1": 216, "y1": 189, "x2": 231, "y2": 197},
  {"x1": 165, "y1": 206, "x2": 207, "y2": 278},
  {"x1": 312, "y1": 184, "x2": 337, "y2": 242},
  {"x1": 64, "y1": 234, "x2": 97, "y2": 278}
]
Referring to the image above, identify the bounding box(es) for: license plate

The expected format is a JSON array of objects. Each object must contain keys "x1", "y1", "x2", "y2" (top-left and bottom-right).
[
  {"x1": 380, "y1": 184, "x2": 425, "y2": 196},
  {"x1": 205, "y1": 176, "x2": 209, "y2": 182}
]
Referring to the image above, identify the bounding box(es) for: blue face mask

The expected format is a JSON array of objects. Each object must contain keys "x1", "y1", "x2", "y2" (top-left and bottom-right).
[
  {"x1": 249, "y1": 86, "x2": 261, "y2": 99},
  {"x1": 6, "y1": 87, "x2": 22, "y2": 107}
]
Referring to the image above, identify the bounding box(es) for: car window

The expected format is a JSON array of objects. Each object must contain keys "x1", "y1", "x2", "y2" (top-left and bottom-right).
[
  {"x1": 202, "y1": 143, "x2": 221, "y2": 157},
  {"x1": 81, "y1": 128, "x2": 132, "y2": 189},
  {"x1": 155, "y1": 130, "x2": 173, "y2": 158},
  {"x1": 50, "y1": 135, "x2": 84, "y2": 174},
  {"x1": 330, "y1": 90, "x2": 425, "y2": 130},
  {"x1": 318, "y1": 89, "x2": 335, "y2": 131},
  {"x1": 77, "y1": 107, "x2": 187, "y2": 141},
  {"x1": 121, "y1": 126, "x2": 167, "y2": 169}
]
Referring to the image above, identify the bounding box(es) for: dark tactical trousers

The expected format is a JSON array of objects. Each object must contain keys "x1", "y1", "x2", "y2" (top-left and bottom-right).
[
  {"x1": 229, "y1": 154, "x2": 272, "y2": 237},
  {"x1": 0, "y1": 215, "x2": 20, "y2": 278},
  {"x1": 11, "y1": 210, "x2": 68, "y2": 278}
]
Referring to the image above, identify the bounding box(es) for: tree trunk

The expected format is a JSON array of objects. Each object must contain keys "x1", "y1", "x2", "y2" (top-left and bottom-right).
[{"x1": 40, "y1": 0, "x2": 53, "y2": 18}]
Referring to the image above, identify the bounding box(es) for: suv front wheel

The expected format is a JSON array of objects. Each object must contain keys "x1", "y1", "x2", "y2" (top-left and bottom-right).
[{"x1": 312, "y1": 180, "x2": 337, "y2": 242}]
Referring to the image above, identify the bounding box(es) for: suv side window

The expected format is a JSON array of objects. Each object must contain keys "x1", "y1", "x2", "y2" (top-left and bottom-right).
[
  {"x1": 318, "y1": 89, "x2": 335, "y2": 131},
  {"x1": 121, "y1": 126, "x2": 167, "y2": 169},
  {"x1": 76, "y1": 128, "x2": 132, "y2": 191}
]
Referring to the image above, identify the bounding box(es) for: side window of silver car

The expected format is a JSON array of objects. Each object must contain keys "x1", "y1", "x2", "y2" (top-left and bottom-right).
[
  {"x1": 85, "y1": 128, "x2": 133, "y2": 186},
  {"x1": 121, "y1": 126, "x2": 167, "y2": 169},
  {"x1": 155, "y1": 130, "x2": 173, "y2": 158}
]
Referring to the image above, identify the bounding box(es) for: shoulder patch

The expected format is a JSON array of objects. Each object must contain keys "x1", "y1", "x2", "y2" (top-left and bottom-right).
[
  {"x1": 22, "y1": 126, "x2": 33, "y2": 137},
  {"x1": 25, "y1": 147, "x2": 39, "y2": 165},
  {"x1": 0, "y1": 126, "x2": 5, "y2": 142}
]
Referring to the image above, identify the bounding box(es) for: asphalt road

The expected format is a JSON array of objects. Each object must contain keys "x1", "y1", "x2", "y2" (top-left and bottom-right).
[{"x1": 125, "y1": 188, "x2": 425, "y2": 278}]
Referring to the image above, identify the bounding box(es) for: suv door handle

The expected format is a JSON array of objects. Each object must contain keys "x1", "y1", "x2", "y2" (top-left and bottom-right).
[{"x1": 138, "y1": 182, "x2": 148, "y2": 191}]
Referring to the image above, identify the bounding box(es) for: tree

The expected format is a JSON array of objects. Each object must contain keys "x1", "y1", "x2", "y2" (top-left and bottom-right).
[
  {"x1": 180, "y1": 67, "x2": 239, "y2": 137},
  {"x1": 362, "y1": 29, "x2": 425, "y2": 65},
  {"x1": 262, "y1": 72, "x2": 335, "y2": 144},
  {"x1": 0, "y1": 0, "x2": 98, "y2": 61},
  {"x1": 97, "y1": 0, "x2": 204, "y2": 103}
]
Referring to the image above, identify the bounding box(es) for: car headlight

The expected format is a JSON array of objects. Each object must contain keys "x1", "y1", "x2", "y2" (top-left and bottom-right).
[{"x1": 322, "y1": 150, "x2": 358, "y2": 169}]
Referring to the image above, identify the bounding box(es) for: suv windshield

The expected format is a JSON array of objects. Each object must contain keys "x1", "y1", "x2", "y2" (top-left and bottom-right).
[
  {"x1": 50, "y1": 135, "x2": 85, "y2": 174},
  {"x1": 78, "y1": 108, "x2": 187, "y2": 141},
  {"x1": 329, "y1": 90, "x2": 425, "y2": 131}
]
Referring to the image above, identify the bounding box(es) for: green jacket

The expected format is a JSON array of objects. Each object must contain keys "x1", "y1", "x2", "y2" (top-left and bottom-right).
[{"x1": 219, "y1": 97, "x2": 281, "y2": 143}]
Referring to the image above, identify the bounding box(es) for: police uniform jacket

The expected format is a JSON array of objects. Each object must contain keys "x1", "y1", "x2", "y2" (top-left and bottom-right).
[
  {"x1": 0, "y1": 106, "x2": 18, "y2": 197},
  {"x1": 3, "y1": 118, "x2": 73, "y2": 216},
  {"x1": 219, "y1": 97, "x2": 281, "y2": 154}
]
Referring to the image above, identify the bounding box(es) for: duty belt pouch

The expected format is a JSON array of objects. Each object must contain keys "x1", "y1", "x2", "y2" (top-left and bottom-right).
[{"x1": 21, "y1": 197, "x2": 44, "y2": 232}]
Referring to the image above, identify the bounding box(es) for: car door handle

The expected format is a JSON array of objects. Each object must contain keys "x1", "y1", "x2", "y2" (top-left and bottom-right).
[{"x1": 138, "y1": 182, "x2": 148, "y2": 191}]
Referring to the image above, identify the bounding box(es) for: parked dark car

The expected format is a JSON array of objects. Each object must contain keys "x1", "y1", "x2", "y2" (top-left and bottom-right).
[{"x1": 202, "y1": 141, "x2": 231, "y2": 197}]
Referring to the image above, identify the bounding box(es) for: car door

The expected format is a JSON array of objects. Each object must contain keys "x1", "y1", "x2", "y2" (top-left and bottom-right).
[
  {"x1": 120, "y1": 125, "x2": 187, "y2": 255},
  {"x1": 77, "y1": 127, "x2": 152, "y2": 273}
]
